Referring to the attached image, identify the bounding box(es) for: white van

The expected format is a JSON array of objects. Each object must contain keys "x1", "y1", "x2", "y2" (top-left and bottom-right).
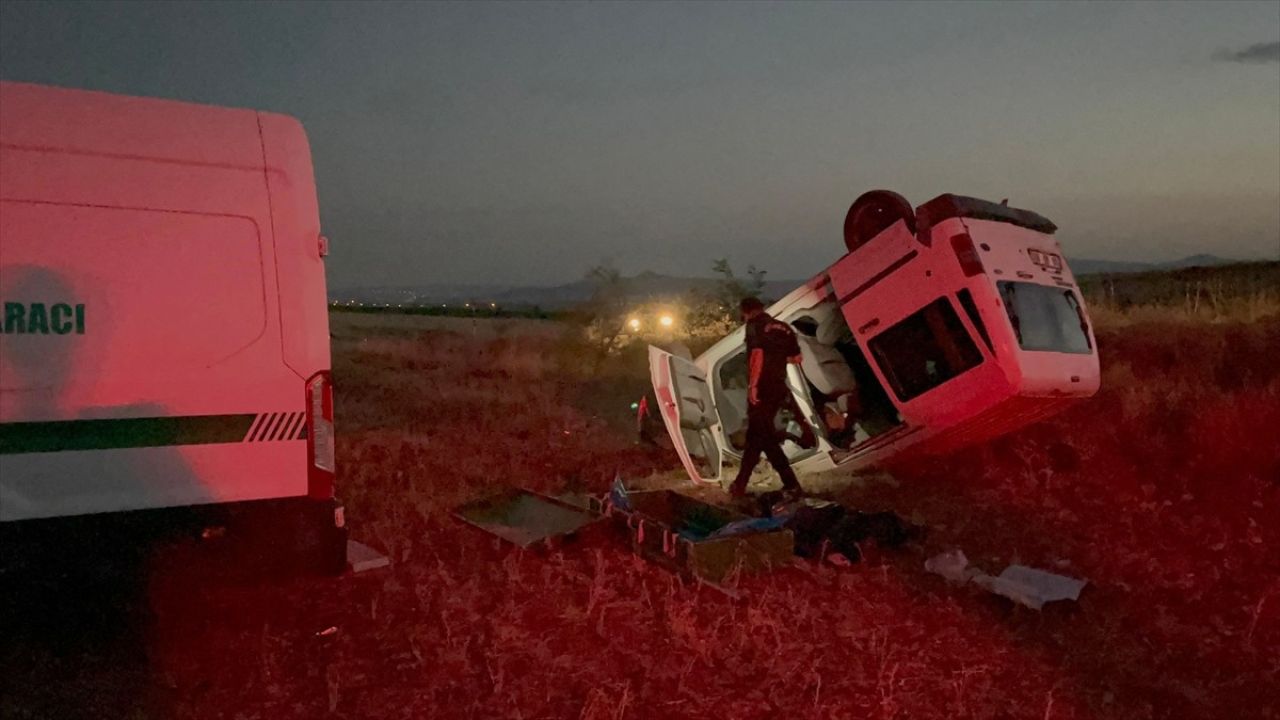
[
  {"x1": 650, "y1": 190, "x2": 1101, "y2": 488},
  {"x1": 0, "y1": 81, "x2": 345, "y2": 572}
]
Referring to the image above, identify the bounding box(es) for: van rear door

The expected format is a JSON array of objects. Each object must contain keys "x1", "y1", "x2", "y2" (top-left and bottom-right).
[
  {"x1": 0, "y1": 201, "x2": 286, "y2": 520},
  {"x1": 648, "y1": 346, "x2": 724, "y2": 484},
  {"x1": 828, "y1": 218, "x2": 1010, "y2": 439}
]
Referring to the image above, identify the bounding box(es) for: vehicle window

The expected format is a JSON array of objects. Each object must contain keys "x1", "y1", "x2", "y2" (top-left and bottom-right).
[
  {"x1": 718, "y1": 351, "x2": 749, "y2": 390},
  {"x1": 715, "y1": 350, "x2": 750, "y2": 451},
  {"x1": 997, "y1": 282, "x2": 1092, "y2": 354},
  {"x1": 868, "y1": 297, "x2": 983, "y2": 401},
  {"x1": 956, "y1": 289, "x2": 993, "y2": 353}
]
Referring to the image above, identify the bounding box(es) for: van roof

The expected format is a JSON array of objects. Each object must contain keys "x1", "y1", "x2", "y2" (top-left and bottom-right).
[
  {"x1": 0, "y1": 80, "x2": 278, "y2": 169},
  {"x1": 916, "y1": 194, "x2": 1057, "y2": 236}
]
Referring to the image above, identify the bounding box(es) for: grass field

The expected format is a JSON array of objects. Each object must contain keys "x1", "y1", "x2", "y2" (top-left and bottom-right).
[{"x1": 3, "y1": 279, "x2": 1278, "y2": 719}]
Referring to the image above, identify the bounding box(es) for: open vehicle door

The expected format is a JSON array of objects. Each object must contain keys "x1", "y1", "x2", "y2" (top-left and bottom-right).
[{"x1": 648, "y1": 346, "x2": 724, "y2": 484}]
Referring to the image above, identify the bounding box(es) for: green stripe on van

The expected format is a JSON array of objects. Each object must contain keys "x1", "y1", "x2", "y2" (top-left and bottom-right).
[{"x1": 0, "y1": 414, "x2": 258, "y2": 455}]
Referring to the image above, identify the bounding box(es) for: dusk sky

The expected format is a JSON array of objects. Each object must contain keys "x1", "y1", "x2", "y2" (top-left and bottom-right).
[{"x1": 2, "y1": 1, "x2": 1278, "y2": 287}]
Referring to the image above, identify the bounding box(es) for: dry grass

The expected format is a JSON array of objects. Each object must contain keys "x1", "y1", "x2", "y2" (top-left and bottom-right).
[
  {"x1": 165, "y1": 312, "x2": 1280, "y2": 718},
  {"x1": 1086, "y1": 291, "x2": 1280, "y2": 327},
  {"x1": 1080, "y1": 261, "x2": 1280, "y2": 327},
  {"x1": 5, "y1": 308, "x2": 1277, "y2": 719}
]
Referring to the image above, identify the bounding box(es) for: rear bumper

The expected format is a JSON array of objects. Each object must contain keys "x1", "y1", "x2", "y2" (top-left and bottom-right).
[
  {"x1": 0, "y1": 495, "x2": 349, "y2": 576},
  {"x1": 1014, "y1": 352, "x2": 1101, "y2": 397}
]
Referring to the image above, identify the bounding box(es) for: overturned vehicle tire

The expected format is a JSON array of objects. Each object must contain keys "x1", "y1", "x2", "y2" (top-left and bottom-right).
[{"x1": 843, "y1": 189, "x2": 916, "y2": 252}]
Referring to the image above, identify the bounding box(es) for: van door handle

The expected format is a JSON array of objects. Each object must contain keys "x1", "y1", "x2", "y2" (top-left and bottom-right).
[{"x1": 857, "y1": 318, "x2": 880, "y2": 335}]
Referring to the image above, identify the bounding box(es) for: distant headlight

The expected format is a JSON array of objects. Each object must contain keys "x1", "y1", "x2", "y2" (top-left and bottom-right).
[
  {"x1": 628, "y1": 318, "x2": 642, "y2": 331},
  {"x1": 659, "y1": 314, "x2": 674, "y2": 328}
]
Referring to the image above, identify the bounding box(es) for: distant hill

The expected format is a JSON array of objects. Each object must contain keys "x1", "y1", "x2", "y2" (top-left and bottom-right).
[
  {"x1": 488, "y1": 271, "x2": 802, "y2": 309},
  {"x1": 330, "y1": 255, "x2": 1250, "y2": 310},
  {"x1": 1071, "y1": 254, "x2": 1240, "y2": 276},
  {"x1": 1156, "y1": 254, "x2": 1241, "y2": 270},
  {"x1": 330, "y1": 272, "x2": 803, "y2": 310},
  {"x1": 1068, "y1": 259, "x2": 1154, "y2": 275}
]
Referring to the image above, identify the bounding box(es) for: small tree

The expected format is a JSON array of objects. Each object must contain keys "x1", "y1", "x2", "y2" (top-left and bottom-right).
[
  {"x1": 575, "y1": 263, "x2": 631, "y2": 366},
  {"x1": 570, "y1": 260, "x2": 772, "y2": 367},
  {"x1": 703, "y1": 258, "x2": 767, "y2": 324}
]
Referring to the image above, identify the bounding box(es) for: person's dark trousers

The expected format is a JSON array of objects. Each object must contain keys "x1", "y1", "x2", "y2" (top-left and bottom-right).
[{"x1": 730, "y1": 392, "x2": 803, "y2": 494}]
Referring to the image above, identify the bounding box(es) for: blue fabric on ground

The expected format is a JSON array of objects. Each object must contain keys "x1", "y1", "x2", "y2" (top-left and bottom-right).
[
  {"x1": 609, "y1": 475, "x2": 632, "y2": 512},
  {"x1": 706, "y1": 514, "x2": 792, "y2": 539}
]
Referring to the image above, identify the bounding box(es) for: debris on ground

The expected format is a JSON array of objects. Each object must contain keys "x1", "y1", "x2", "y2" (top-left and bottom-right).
[
  {"x1": 454, "y1": 488, "x2": 601, "y2": 547},
  {"x1": 446, "y1": 455, "x2": 1093, "y2": 613},
  {"x1": 608, "y1": 474, "x2": 632, "y2": 512},
  {"x1": 924, "y1": 548, "x2": 975, "y2": 583},
  {"x1": 925, "y1": 549, "x2": 1088, "y2": 610},
  {"x1": 825, "y1": 552, "x2": 853, "y2": 568},
  {"x1": 975, "y1": 565, "x2": 1088, "y2": 610},
  {"x1": 773, "y1": 498, "x2": 921, "y2": 564},
  {"x1": 453, "y1": 478, "x2": 919, "y2": 592},
  {"x1": 706, "y1": 514, "x2": 791, "y2": 539},
  {"x1": 612, "y1": 488, "x2": 794, "y2": 586},
  {"x1": 346, "y1": 540, "x2": 391, "y2": 574}
]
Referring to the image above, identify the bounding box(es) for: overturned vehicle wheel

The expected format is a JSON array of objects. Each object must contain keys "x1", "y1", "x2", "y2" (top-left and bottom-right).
[{"x1": 843, "y1": 189, "x2": 916, "y2": 252}]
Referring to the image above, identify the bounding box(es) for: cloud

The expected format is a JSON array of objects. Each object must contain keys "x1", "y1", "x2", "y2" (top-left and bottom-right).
[{"x1": 1213, "y1": 41, "x2": 1280, "y2": 64}]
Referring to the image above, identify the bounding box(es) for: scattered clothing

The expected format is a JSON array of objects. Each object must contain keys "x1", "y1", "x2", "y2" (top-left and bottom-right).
[
  {"x1": 609, "y1": 475, "x2": 632, "y2": 512},
  {"x1": 783, "y1": 501, "x2": 920, "y2": 564},
  {"x1": 975, "y1": 565, "x2": 1088, "y2": 610},
  {"x1": 707, "y1": 514, "x2": 792, "y2": 540},
  {"x1": 924, "y1": 549, "x2": 1088, "y2": 610}
]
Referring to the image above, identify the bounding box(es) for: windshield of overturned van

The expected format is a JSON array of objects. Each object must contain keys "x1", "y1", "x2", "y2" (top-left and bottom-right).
[{"x1": 998, "y1": 281, "x2": 1092, "y2": 354}]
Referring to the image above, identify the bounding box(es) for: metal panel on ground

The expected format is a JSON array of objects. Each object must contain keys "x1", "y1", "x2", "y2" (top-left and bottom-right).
[{"x1": 454, "y1": 489, "x2": 601, "y2": 548}]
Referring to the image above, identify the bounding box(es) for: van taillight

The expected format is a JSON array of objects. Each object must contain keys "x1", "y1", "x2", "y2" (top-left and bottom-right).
[
  {"x1": 306, "y1": 371, "x2": 336, "y2": 498},
  {"x1": 950, "y1": 233, "x2": 984, "y2": 277}
]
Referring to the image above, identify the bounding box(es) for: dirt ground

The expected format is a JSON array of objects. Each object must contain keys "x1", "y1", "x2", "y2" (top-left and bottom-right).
[{"x1": 2, "y1": 311, "x2": 1277, "y2": 719}]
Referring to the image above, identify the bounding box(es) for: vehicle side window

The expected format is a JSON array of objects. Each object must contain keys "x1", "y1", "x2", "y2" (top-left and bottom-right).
[{"x1": 868, "y1": 297, "x2": 983, "y2": 401}]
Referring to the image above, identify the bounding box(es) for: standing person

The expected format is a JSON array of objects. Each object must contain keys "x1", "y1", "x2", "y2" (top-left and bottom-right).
[{"x1": 729, "y1": 297, "x2": 811, "y2": 498}]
